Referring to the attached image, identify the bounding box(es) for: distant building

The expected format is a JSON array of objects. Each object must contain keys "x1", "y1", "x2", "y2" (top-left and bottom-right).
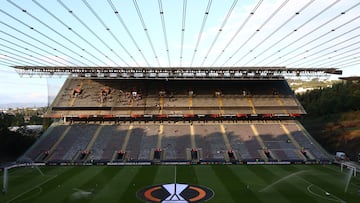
[
  {"x1": 294, "y1": 87, "x2": 314, "y2": 94},
  {"x1": 24, "y1": 116, "x2": 31, "y2": 123}
]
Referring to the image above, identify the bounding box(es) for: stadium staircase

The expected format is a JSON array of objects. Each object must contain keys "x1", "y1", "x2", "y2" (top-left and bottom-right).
[
  {"x1": 159, "y1": 96, "x2": 164, "y2": 114},
  {"x1": 296, "y1": 122, "x2": 332, "y2": 159},
  {"x1": 280, "y1": 123, "x2": 307, "y2": 161},
  {"x1": 246, "y1": 97, "x2": 257, "y2": 114},
  {"x1": 217, "y1": 94, "x2": 225, "y2": 115},
  {"x1": 33, "y1": 125, "x2": 55, "y2": 162},
  {"x1": 110, "y1": 124, "x2": 133, "y2": 162},
  {"x1": 73, "y1": 125, "x2": 104, "y2": 162},
  {"x1": 20, "y1": 122, "x2": 56, "y2": 162},
  {"x1": 250, "y1": 124, "x2": 269, "y2": 161},
  {"x1": 275, "y1": 95, "x2": 288, "y2": 114},
  {"x1": 189, "y1": 95, "x2": 194, "y2": 114},
  {"x1": 45, "y1": 126, "x2": 71, "y2": 162},
  {"x1": 68, "y1": 81, "x2": 83, "y2": 107},
  {"x1": 220, "y1": 124, "x2": 232, "y2": 162},
  {"x1": 152, "y1": 124, "x2": 164, "y2": 162},
  {"x1": 189, "y1": 125, "x2": 196, "y2": 149}
]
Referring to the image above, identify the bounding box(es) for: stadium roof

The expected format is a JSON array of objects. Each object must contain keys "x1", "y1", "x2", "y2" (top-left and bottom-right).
[
  {"x1": 339, "y1": 76, "x2": 360, "y2": 81},
  {"x1": 0, "y1": 0, "x2": 359, "y2": 75},
  {"x1": 13, "y1": 65, "x2": 342, "y2": 80}
]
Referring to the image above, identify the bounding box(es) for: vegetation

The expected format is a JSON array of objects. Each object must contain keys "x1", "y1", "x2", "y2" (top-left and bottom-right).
[
  {"x1": 297, "y1": 81, "x2": 360, "y2": 117},
  {"x1": 297, "y1": 81, "x2": 360, "y2": 160},
  {"x1": 0, "y1": 113, "x2": 36, "y2": 163}
]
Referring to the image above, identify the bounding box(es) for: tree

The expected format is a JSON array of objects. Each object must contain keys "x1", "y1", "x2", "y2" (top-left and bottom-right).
[{"x1": 0, "y1": 113, "x2": 36, "y2": 162}]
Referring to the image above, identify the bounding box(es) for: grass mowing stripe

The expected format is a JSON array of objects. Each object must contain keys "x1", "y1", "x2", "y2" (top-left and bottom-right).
[
  {"x1": 318, "y1": 165, "x2": 357, "y2": 186},
  {"x1": 306, "y1": 184, "x2": 346, "y2": 203},
  {"x1": 271, "y1": 165, "x2": 322, "y2": 203},
  {"x1": 78, "y1": 166, "x2": 123, "y2": 191},
  {"x1": 252, "y1": 165, "x2": 318, "y2": 203},
  {"x1": 261, "y1": 166, "x2": 322, "y2": 202},
  {"x1": 5, "y1": 174, "x2": 58, "y2": 203},
  {"x1": 153, "y1": 166, "x2": 176, "y2": 184},
  {"x1": 64, "y1": 167, "x2": 123, "y2": 202},
  {"x1": 235, "y1": 165, "x2": 290, "y2": 203},
  {"x1": 249, "y1": 165, "x2": 278, "y2": 183},
  {"x1": 177, "y1": 165, "x2": 198, "y2": 184},
  {"x1": 0, "y1": 167, "x2": 64, "y2": 202},
  {"x1": 300, "y1": 166, "x2": 345, "y2": 189},
  {"x1": 228, "y1": 165, "x2": 268, "y2": 189},
  {"x1": 33, "y1": 166, "x2": 102, "y2": 203},
  {"x1": 3, "y1": 165, "x2": 360, "y2": 203},
  {"x1": 90, "y1": 166, "x2": 140, "y2": 203},
  {"x1": 301, "y1": 165, "x2": 359, "y2": 202},
  {"x1": 322, "y1": 164, "x2": 346, "y2": 175},
  {"x1": 2, "y1": 166, "x2": 76, "y2": 203},
  {"x1": 6, "y1": 167, "x2": 49, "y2": 190},
  {"x1": 211, "y1": 165, "x2": 261, "y2": 203},
  {"x1": 299, "y1": 166, "x2": 358, "y2": 202},
  {"x1": 40, "y1": 167, "x2": 102, "y2": 203},
  {"x1": 117, "y1": 166, "x2": 159, "y2": 203},
  {"x1": 194, "y1": 165, "x2": 234, "y2": 203},
  {"x1": 3, "y1": 171, "x2": 49, "y2": 200}
]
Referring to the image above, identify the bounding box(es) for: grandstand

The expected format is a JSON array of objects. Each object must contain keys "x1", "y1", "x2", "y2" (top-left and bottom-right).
[
  {"x1": 20, "y1": 66, "x2": 337, "y2": 165},
  {"x1": 46, "y1": 78, "x2": 305, "y2": 118}
]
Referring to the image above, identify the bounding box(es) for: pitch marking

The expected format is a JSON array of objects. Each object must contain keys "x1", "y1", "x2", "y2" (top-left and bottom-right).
[
  {"x1": 307, "y1": 184, "x2": 346, "y2": 203},
  {"x1": 6, "y1": 175, "x2": 58, "y2": 203},
  {"x1": 14, "y1": 187, "x2": 42, "y2": 202}
]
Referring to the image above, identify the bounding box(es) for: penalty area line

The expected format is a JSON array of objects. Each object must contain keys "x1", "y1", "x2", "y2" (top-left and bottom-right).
[
  {"x1": 307, "y1": 184, "x2": 346, "y2": 203},
  {"x1": 6, "y1": 175, "x2": 58, "y2": 203},
  {"x1": 295, "y1": 172, "x2": 346, "y2": 203}
]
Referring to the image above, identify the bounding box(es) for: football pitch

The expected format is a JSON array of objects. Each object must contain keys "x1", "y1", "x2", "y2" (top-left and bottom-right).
[{"x1": 1, "y1": 164, "x2": 359, "y2": 203}]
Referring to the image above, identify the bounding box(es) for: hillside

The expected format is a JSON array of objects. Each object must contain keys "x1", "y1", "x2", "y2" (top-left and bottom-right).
[{"x1": 297, "y1": 81, "x2": 360, "y2": 161}]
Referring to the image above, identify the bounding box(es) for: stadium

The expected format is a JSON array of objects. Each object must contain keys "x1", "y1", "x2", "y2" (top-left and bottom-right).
[{"x1": 1, "y1": 1, "x2": 360, "y2": 202}]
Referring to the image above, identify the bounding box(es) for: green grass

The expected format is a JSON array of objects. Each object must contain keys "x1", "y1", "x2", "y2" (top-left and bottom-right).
[{"x1": 1, "y1": 164, "x2": 359, "y2": 203}]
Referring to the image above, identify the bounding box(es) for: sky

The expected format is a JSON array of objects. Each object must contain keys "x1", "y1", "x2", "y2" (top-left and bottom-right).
[{"x1": 0, "y1": 0, "x2": 360, "y2": 106}]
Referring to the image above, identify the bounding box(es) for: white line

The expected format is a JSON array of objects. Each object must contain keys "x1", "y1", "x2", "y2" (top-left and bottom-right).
[
  {"x1": 259, "y1": 170, "x2": 307, "y2": 192},
  {"x1": 6, "y1": 175, "x2": 58, "y2": 203},
  {"x1": 14, "y1": 187, "x2": 43, "y2": 203},
  {"x1": 307, "y1": 184, "x2": 346, "y2": 203},
  {"x1": 295, "y1": 171, "x2": 347, "y2": 203},
  {"x1": 6, "y1": 175, "x2": 54, "y2": 178},
  {"x1": 174, "y1": 165, "x2": 177, "y2": 184}
]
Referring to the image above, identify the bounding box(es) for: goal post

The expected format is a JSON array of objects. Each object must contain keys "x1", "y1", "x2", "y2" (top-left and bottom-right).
[
  {"x1": 2, "y1": 162, "x2": 45, "y2": 194},
  {"x1": 340, "y1": 162, "x2": 357, "y2": 177},
  {"x1": 2, "y1": 167, "x2": 8, "y2": 194}
]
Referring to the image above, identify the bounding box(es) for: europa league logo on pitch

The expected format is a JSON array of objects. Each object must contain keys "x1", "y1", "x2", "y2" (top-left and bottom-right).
[{"x1": 137, "y1": 183, "x2": 214, "y2": 203}]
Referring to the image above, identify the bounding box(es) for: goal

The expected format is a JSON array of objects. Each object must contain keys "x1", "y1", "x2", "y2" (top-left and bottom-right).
[
  {"x1": 2, "y1": 162, "x2": 45, "y2": 194},
  {"x1": 340, "y1": 162, "x2": 357, "y2": 177}
]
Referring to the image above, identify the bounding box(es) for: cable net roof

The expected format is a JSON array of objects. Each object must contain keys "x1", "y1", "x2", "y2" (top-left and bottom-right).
[{"x1": 0, "y1": 0, "x2": 359, "y2": 72}]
